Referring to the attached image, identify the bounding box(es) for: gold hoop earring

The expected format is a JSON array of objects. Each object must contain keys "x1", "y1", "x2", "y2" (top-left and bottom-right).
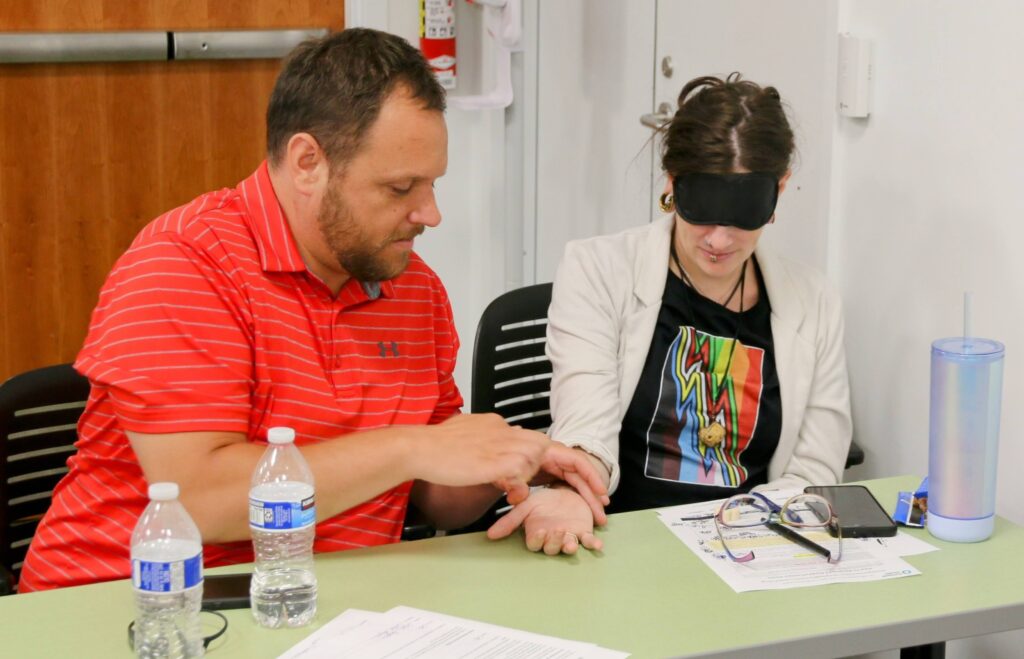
[{"x1": 658, "y1": 192, "x2": 674, "y2": 213}]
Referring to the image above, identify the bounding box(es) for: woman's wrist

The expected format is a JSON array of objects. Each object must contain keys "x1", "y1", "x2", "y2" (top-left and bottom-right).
[{"x1": 547, "y1": 481, "x2": 582, "y2": 496}]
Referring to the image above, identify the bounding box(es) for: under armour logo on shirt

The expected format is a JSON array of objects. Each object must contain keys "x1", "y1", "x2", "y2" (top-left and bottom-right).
[{"x1": 378, "y1": 341, "x2": 400, "y2": 357}]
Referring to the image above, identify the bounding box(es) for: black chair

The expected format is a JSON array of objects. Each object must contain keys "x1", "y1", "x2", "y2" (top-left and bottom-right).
[
  {"x1": 471, "y1": 283, "x2": 555, "y2": 429},
  {"x1": 0, "y1": 364, "x2": 90, "y2": 594},
  {"x1": 424, "y1": 283, "x2": 554, "y2": 536}
]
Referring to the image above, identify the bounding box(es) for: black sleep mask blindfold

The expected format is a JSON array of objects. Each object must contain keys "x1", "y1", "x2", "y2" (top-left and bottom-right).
[{"x1": 672, "y1": 172, "x2": 779, "y2": 230}]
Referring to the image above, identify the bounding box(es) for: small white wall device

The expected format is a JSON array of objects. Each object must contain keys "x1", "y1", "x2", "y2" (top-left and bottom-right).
[{"x1": 837, "y1": 33, "x2": 873, "y2": 118}]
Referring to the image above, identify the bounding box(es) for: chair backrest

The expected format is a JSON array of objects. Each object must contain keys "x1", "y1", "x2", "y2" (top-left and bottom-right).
[
  {"x1": 435, "y1": 283, "x2": 554, "y2": 536},
  {"x1": 0, "y1": 364, "x2": 89, "y2": 591},
  {"x1": 471, "y1": 282, "x2": 554, "y2": 428}
]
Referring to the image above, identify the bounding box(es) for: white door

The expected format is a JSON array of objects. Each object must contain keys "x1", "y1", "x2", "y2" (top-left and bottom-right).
[
  {"x1": 649, "y1": 0, "x2": 839, "y2": 270},
  {"x1": 533, "y1": 1, "x2": 838, "y2": 282}
]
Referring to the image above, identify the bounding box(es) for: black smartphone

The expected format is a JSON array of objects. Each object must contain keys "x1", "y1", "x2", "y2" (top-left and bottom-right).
[
  {"x1": 202, "y1": 573, "x2": 252, "y2": 610},
  {"x1": 804, "y1": 484, "x2": 898, "y2": 538}
]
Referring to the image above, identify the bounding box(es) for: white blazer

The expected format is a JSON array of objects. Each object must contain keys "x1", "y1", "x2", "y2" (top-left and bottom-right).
[{"x1": 546, "y1": 214, "x2": 853, "y2": 494}]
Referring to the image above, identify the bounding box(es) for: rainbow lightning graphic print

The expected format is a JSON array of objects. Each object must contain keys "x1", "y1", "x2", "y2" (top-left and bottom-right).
[{"x1": 644, "y1": 326, "x2": 765, "y2": 487}]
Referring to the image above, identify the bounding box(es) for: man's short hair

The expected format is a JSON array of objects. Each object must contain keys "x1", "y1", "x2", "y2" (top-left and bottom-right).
[{"x1": 266, "y1": 28, "x2": 446, "y2": 168}]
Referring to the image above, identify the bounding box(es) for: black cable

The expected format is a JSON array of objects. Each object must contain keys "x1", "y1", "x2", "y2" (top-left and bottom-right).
[{"x1": 127, "y1": 609, "x2": 228, "y2": 652}]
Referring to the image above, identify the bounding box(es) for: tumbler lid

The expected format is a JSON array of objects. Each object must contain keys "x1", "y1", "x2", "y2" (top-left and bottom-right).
[{"x1": 932, "y1": 337, "x2": 1004, "y2": 360}]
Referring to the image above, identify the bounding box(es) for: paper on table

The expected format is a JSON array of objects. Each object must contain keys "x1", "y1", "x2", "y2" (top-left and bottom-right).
[
  {"x1": 279, "y1": 609, "x2": 382, "y2": 659},
  {"x1": 852, "y1": 531, "x2": 939, "y2": 557},
  {"x1": 656, "y1": 489, "x2": 923, "y2": 593},
  {"x1": 279, "y1": 606, "x2": 630, "y2": 659}
]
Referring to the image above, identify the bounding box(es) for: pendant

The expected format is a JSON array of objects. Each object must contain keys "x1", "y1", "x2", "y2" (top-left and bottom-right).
[{"x1": 698, "y1": 422, "x2": 726, "y2": 448}]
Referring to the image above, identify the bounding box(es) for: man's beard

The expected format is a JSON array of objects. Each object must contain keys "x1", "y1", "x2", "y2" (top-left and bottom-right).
[{"x1": 318, "y1": 184, "x2": 423, "y2": 282}]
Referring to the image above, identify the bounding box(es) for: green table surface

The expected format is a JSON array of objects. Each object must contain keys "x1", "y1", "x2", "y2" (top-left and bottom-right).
[{"x1": 4, "y1": 476, "x2": 1024, "y2": 659}]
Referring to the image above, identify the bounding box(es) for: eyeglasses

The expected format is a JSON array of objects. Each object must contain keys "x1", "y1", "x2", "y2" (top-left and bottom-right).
[{"x1": 714, "y1": 492, "x2": 842, "y2": 564}]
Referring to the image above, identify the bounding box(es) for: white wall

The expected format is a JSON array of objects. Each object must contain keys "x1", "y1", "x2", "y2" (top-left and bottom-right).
[{"x1": 835, "y1": 2, "x2": 1024, "y2": 657}]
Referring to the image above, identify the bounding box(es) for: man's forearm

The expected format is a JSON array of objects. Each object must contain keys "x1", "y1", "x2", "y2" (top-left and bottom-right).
[
  {"x1": 130, "y1": 414, "x2": 549, "y2": 545},
  {"x1": 130, "y1": 425, "x2": 430, "y2": 544}
]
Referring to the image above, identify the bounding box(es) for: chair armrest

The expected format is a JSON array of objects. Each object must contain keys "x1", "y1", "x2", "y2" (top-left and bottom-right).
[
  {"x1": 0, "y1": 564, "x2": 14, "y2": 596},
  {"x1": 845, "y1": 439, "x2": 865, "y2": 469},
  {"x1": 400, "y1": 503, "x2": 437, "y2": 542}
]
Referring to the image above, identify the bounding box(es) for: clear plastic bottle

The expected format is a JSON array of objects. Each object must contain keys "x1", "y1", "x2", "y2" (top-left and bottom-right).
[
  {"x1": 249, "y1": 426, "x2": 318, "y2": 628},
  {"x1": 131, "y1": 482, "x2": 204, "y2": 659}
]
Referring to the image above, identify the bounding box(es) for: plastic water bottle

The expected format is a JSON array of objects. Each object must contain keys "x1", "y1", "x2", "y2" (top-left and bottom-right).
[
  {"x1": 131, "y1": 482, "x2": 204, "y2": 659},
  {"x1": 249, "y1": 426, "x2": 318, "y2": 628}
]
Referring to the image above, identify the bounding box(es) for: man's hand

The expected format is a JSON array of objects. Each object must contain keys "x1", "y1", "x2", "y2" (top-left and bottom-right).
[
  {"x1": 413, "y1": 414, "x2": 549, "y2": 487},
  {"x1": 486, "y1": 486, "x2": 603, "y2": 555},
  {"x1": 537, "y1": 444, "x2": 610, "y2": 525},
  {"x1": 500, "y1": 444, "x2": 610, "y2": 525}
]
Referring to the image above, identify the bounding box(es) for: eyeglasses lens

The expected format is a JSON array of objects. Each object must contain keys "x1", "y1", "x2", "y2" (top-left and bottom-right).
[
  {"x1": 781, "y1": 496, "x2": 843, "y2": 562},
  {"x1": 715, "y1": 496, "x2": 770, "y2": 562},
  {"x1": 719, "y1": 496, "x2": 771, "y2": 526},
  {"x1": 783, "y1": 496, "x2": 829, "y2": 524}
]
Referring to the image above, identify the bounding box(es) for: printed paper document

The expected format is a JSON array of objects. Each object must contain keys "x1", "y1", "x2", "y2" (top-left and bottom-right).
[
  {"x1": 656, "y1": 489, "x2": 931, "y2": 593},
  {"x1": 279, "y1": 606, "x2": 629, "y2": 659}
]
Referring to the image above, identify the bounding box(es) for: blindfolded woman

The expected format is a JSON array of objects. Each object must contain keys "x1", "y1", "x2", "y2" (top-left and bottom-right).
[{"x1": 489, "y1": 73, "x2": 853, "y2": 555}]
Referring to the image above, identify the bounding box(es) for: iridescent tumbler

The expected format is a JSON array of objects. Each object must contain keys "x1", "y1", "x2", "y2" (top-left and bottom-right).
[{"x1": 927, "y1": 337, "x2": 1004, "y2": 542}]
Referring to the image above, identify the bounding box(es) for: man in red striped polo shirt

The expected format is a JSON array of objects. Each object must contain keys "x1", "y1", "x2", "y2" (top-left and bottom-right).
[{"x1": 20, "y1": 28, "x2": 607, "y2": 592}]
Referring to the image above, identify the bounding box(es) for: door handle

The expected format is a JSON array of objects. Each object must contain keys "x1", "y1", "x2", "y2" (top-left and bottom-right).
[
  {"x1": 0, "y1": 28, "x2": 327, "y2": 64},
  {"x1": 640, "y1": 101, "x2": 674, "y2": 129}
]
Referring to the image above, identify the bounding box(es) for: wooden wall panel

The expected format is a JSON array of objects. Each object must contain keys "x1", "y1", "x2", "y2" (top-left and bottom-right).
[{"x1": 0, "y1": 1, "x2": 344, "y2": 381}]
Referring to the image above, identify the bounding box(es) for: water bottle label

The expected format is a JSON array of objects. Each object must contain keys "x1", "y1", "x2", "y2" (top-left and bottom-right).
[
  {"x1": 249, "y1": 494, "x2": 316, "y2": 531},
  {"x1": 132, "y1": 553, "x2": 203, "y2": 593}
]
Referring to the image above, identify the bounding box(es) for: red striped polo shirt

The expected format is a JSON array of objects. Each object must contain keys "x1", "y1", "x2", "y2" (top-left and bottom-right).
[{"x1": 19, "y1": 161, "x2": 462, "y2": 592}]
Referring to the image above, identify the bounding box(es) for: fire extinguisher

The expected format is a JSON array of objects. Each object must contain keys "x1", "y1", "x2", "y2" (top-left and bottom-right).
[{"x1": 420, "y1": 0, "x2": 457, "y2": 90}]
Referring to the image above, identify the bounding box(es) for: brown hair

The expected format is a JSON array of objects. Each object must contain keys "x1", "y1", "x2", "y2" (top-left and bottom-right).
[
  {"x1": 266, "y1": 28, "x2": 446, "y2": 168},
  {"x1": 661, "y1": 72, "x2": 794, "y2": 179}
]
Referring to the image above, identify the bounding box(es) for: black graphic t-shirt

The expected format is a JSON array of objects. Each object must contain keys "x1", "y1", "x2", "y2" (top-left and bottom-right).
[{"x1": 610, "y1": 260, "x2": 781, "y2": 514}]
